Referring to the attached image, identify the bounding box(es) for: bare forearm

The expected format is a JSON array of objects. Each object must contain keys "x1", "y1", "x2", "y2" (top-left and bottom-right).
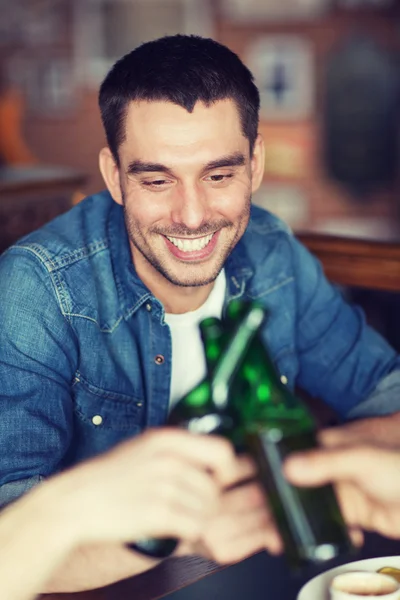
[
  {"x1": 43, "y1": 542, "x2": 160, "y2": 593},
  {"x1": 0, "y1": 483, "x2": 75, "y2": 600},
  {"x1": 0, "y1": 474, "x2": 160, "y2": 598}
]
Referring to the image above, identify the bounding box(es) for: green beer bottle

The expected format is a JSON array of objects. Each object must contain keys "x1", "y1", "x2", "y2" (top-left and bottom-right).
[
  {"x1": 130, "y1": 302, "x2": 264, "y2": 558},
  {"x1": 222, "y1": 302, "x2": 354, "y2": 567}
]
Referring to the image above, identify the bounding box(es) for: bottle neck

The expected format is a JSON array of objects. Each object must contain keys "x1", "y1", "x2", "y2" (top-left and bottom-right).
[{"x1": 211, "y1": 305, "x2": 265, "y2": 410}]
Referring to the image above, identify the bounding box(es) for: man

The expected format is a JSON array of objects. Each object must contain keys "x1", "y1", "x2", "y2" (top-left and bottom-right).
[{"x1": 0, "y1": 34, "x2": 399, "y2": 591}]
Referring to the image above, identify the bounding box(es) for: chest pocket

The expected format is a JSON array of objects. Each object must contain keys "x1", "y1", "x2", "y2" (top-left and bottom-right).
[{"x1": 72, "y1": 372, "x2": 145, "y2": 433}]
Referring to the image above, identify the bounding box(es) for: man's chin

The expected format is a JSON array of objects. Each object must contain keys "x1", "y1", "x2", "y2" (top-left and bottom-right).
[
  {"x1": 162, "y1": 266, "x2": 220, "y2": 288},
  {"x1": 166, "y1": 276, "x2": 218, "y2": 288}
]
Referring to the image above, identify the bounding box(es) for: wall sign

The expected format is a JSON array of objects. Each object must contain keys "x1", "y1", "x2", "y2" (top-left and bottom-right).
[{"x1": 246, "y1": 36, "x2": 314, "y2": 121}]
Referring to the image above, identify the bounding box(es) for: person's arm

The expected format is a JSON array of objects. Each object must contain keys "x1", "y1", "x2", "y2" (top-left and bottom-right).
[
  {"x1": 0, "y1": 473, "x2": 92, "y2": 600},
  {"x1": 288, "y1": 235, "x2": 400, "y2": 418},
  {"x1": 42, "y1": 544, "x2": 159, "y2": 593},
  {"x1": 284, "y1": 442, "x2": 400, "y2": 541},
  {"x1": 0, "y1": 429, "x2": 241, "y2": 600}
]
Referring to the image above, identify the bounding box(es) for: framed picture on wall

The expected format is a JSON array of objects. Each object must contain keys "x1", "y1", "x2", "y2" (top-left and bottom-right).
[
  {"x1": 73, "y1": 0, "x2": 214, "y2": 87},
  {"x1": 245, "y1": 35, "x2": 315, "y2": 121}
]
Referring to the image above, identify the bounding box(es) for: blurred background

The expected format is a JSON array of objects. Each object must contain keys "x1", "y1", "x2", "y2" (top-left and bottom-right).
[{"x1": 1, "y1": 0, "x2": 400, "y2": 348}]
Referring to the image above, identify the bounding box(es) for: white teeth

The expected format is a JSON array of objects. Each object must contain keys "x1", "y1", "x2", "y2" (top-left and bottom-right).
[{"x1": 166, "y1": 233, "x2": 213, "y2": 252}]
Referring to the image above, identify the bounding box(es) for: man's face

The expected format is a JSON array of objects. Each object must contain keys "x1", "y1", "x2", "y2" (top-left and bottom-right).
[{"x1": 114, "y1": 99, "x2": 263, "y2": 289}]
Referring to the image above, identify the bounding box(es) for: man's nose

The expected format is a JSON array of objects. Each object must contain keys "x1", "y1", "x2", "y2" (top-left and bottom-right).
[{"x1": 170, "y1": 183, "x2": 210, "y2": 230}]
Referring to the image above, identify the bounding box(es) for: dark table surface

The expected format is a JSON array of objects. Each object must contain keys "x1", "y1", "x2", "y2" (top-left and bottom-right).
[{"x1": 41, "y1": 533, "x2": 400, "y2": 600}]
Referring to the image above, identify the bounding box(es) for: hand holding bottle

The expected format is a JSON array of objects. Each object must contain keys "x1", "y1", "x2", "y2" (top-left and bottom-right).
[
  {"x1": 284, "y1": 442, "x2": 400, "y2": 541},
  {"x1": 57, "y1": 428, "x2": 240, "y2": 547},
  {"x1": 187, "y1": 454, "x2": 283, "y2": 564}
]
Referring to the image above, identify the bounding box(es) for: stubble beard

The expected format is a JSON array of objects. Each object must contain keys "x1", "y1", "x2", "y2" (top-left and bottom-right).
[{"x1": 122, "y1": 192, "x2": 252, "y2": 288}]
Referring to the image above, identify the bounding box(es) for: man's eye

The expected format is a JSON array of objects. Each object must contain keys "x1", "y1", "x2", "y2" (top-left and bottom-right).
[
  {"x1": 208, "y1": 173, "x2": 234, "y2": 183},
  {"x1": 142, "y1": 179, "x2": 168, "y2": 187}
]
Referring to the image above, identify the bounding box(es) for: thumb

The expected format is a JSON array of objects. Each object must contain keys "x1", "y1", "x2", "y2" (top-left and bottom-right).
[
  {"x1": 283, "y1": 445, "x2": 371, "y2": 488},
  {"x1": 284, "y1": 445, "x2": 400, "y2": 505}
]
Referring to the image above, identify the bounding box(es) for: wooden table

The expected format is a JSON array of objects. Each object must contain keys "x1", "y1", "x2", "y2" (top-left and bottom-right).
[
  {"x1": 0, "y1": 166, "x2": 86, "y2": 253},
  {"x1": 297, "y1": 218, "x2": 400, "y2": 292}
]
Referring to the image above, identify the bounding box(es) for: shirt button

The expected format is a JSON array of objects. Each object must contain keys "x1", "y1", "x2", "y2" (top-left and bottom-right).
[
  {"x1": 280, "y1": 375, "x2": 288, "y2": 385},
  {"x1": 145, "y1": 303, "x2": 152, "y2": 312},
  {"x1": 155, "y1": 354, "x2": 165, "y2": 365},
  {"x1": 92, "y1": 415, "x2": 103, "y2": 426}
]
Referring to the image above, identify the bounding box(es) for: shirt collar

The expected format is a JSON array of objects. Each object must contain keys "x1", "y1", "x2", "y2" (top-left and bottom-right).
[{"x1": 108, "y1": 202, "x2": 155, "y2": 319}]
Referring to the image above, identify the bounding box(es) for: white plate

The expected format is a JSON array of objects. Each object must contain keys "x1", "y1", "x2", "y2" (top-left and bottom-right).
[{"x1": 297, "y1": 556, "x2": 400, "y2": 600}]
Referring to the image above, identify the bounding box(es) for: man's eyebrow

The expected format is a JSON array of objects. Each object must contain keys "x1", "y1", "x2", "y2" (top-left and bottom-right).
[
  {"x1": 127, "y1": 153, "x2": 246, "y2": 177},
  {"x1": 204, "y1": 152, "x2": 246, "y2": 172},
  {"x1": 126, "y1": 160, "x2": 174, "y2": 176}
]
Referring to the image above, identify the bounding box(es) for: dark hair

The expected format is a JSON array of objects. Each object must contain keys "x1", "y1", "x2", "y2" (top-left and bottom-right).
[{"x1": 99, "y1": 34, "x2": 260, "y2": 163}]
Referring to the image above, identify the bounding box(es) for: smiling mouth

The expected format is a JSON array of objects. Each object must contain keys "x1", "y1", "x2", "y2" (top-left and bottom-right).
[{"x1": 165, "y1": 233, "x2": 214, "y2": 253}]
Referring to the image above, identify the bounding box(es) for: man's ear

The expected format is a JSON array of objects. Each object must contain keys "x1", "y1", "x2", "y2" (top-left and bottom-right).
[
  {"x1": 250, "y1": 134, "x2": 265, "y2": 194},
  {"x1": 99, "y1": 147, "x2": 123, "y2": 205}
]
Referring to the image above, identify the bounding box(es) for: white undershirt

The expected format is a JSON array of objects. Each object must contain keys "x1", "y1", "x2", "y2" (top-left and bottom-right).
[{"x1": 164, "y1": 270, "x2": 227, "y2": 411}]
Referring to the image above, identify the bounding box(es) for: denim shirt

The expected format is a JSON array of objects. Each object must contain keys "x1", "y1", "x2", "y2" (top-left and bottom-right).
[{"x1": 0, "y1": 190, "x2": 399, "y2": 507}]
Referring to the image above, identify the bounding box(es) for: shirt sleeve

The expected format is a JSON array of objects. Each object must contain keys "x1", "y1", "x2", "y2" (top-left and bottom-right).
[
  {"x1": 289, "y1": 234, "x2": 400, "y2": 418},
  {"x1": 0, "y1": 247, "x2": 78, "y2": 504},
  {"x1": 346, "y1": 370, "x2": 400, "y2": 419},
  {"x1": 0, "y1": 476, "x2": 44, "y2": 510}
]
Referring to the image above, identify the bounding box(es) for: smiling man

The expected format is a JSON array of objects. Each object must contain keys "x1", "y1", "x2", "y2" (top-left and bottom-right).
[{"x1": 0, "y1": 35, "x2": 399, "y2": 592}]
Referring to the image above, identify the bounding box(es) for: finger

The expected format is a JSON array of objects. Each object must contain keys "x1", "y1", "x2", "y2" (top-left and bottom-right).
[
  {"x1": 318, "y1": 416, "x2": 400, "y2": 449},
  {"x1": 318, "y1": 425, "x2": 360, "y2": 448},
  {"x1": 208, "y1": 522, "x2": 283, "y2": 564},
  {"x1": 222, "y1": 481, "x2": 266, "y2": 513},
  {"x1": 202, "y1": 488, "x2": 282, "y2": 558},
  {"x1": 153, "y1": 460, "x2": 221, "y2": 515},
  {"x1": 210, "y1": 505, "x2": 271, "y2": 538},
  {"x1": 284, "y1": 444, "x2": 400, "y2": 504},
  {"x1": 228, "y1": 526, "x2": 283, "y2": 559},
  {"x1": 172, "y1": 464, "x2": 221, "y2": 512},
  {"x1": 283, "y1": 446, "x2": 370, "y2": 487},
  {"x1": 220, "y1": 506, "x2": 282, "y2": 554},
  {"x1": 334, "y1": 481, "x2": 368, "y2": 530},
  {"x1": 136, "y1": 500, "x2": 212, "y2": 542},
  {"x1": 224, "y1": 455, "x2": 257, "y2": 489},
  {"x1": 147, "y1": 429, "x2": 238, "y2": 486},
  {"x1": 349, "y1": 527, "x2": 364, "y2": 547}
]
